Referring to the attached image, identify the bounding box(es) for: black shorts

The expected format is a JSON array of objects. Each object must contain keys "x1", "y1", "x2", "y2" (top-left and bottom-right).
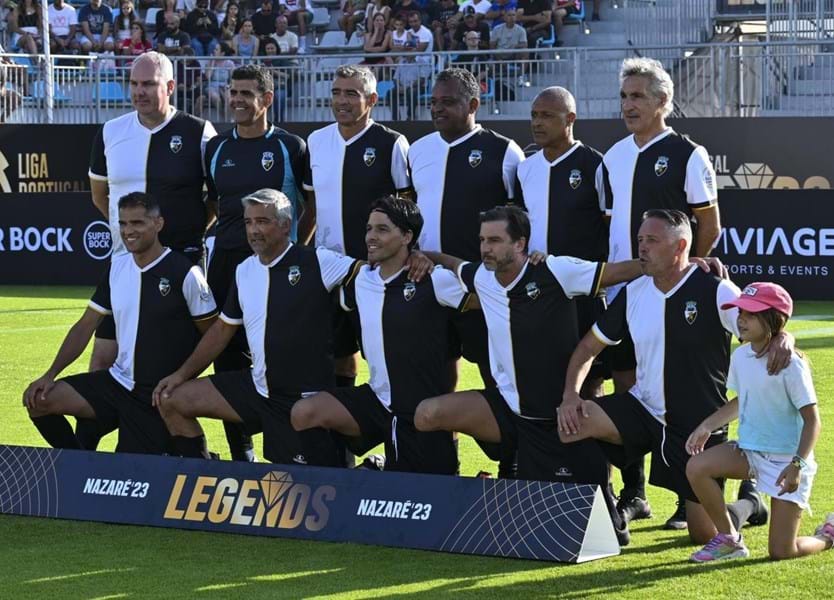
[
  {"x1": 576, "y1": 295, "x2": 609, "y2": 380},
  {"x1": 593, "y1": 393, "x2": 727, "y2": 502},
  {"x1": 448, "y1": 309, "x2": 489, "y2": 365},
  {"x1": 207, "y1": 246, "x2": 253, "y2": 372},
  {"x1": 481, "y1": 388, "x2": 609, "y2": 484},
  {"x1": 62, "y1": 369, "x2": 170, "y2": 455},
  {"x1": 332, "y1": 384, "x2": 457, "y2": 475},
  {"x1": 95, "y1": 247, "x2": 204, "y2": 341},
  {"x1": 332, "y1": 307, "x2": 359, "y2": 359},
  {"x1": 210, "y1": 369, "x2": 311, "y2": 465}
]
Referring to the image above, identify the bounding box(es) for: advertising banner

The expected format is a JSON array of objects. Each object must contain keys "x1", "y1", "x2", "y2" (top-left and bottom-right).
[{"x1": 0, "y1": 445, "x2": 620, "y2": 563}]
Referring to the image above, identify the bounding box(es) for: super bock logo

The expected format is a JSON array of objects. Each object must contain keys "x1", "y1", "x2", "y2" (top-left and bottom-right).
[
  {"x1": 159, "y1": 277, "x2": 171, "y2": 297},
  {"x1": 684, "y1": 300, "x2": 698, "y2": 324},
  {"x1": 569, "y1": 169, "x2": 582, "y2": 189},
  {"x1": 169, "y1": 135, "x2": 182, "y2": 154},
  {"x1": 262, "y1": 152, "x2": 275, "y2": 172},
  {"x1": 468, "y1": 150, "x2": 482, "y2": 168},
  {"x1": 525, "y1": 282, "x2": 540, "y2": 300},
  {"x1": 654, "y1": 156, "x2": 669, "y2": 176},
  {"x1": 363, "y1": 147, "x2": 376, "y2": 167},
  {"x1": 288, "y1": 266, "x2": 301, "y2": 286},
  {"x1": 403, "y1": 282, "x2": 416, "y2": 302}
]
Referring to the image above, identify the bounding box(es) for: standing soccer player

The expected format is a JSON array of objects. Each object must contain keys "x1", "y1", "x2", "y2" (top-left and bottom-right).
[
  {"x1": 83, "y1": 51, "x2": 216, "y2": 449},
  {"x1": 304, "y1": 65, "x2": 412, "y2": 393},
  {"x1": 602, "y1": 58, "x2": 722, "y2": 528},
  {"x1": 203, "y1": 64, "x2": 307, "y2": 461},
  {"x1": 24, "y1": 193, "x2": 217, "y2": 455}
]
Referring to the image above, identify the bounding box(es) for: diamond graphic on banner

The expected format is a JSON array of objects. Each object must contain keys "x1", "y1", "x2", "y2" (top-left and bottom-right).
[
  {"x1": 260, "y1": 471, "x2": 294, "y2": 508},
  {"x1": 732, "y1": 163, "x2": 775, "y2": 189}
]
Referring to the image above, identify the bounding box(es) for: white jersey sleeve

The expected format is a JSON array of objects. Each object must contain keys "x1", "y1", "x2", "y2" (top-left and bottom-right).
[
  {"x1": 431, "y1": 266, "x2": 468, "y2": 309},
  {"x1": 716, "y1": 278, "x2": 742, "y2": 337},
  {"x1": 545, "y1": 255, "x2": 604, "y2": 299},
  {"x1": 183, "y1": 266, "x2": 218, "y2": 320},
  {"x1": 685, "y1": 145, "x2": 718, "y2": 207},
  {"x1": 391, "y1": 135, "x2": 412, "y2": 191},
  {"x1": 502, "y1": 140, "x2": 525, "y2": 199},
  {"x1": 316, "y1": 247, "x2": 359, "y2": 291}
]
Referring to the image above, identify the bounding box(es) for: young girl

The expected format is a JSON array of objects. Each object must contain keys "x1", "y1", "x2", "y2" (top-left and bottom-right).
[
  {"x1": 114, "y1": 0, "x2": 138, "y2": 41},
  {"x1": 686, "y1": 282, "x2": 834, "y2": 562}
]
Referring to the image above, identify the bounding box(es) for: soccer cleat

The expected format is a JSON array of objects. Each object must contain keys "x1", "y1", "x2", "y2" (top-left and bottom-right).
[
  {"x1": 665, "y1": 499, "x2": 688, "y2": 530},
  {"x1": 617, "y1": 495, "x2": 652, "y2": 523},
  {"x1": 356, "y1": 454, "x2": 385, "y2": 471},
  {"x1": 814, "y1": 513, "x2": 834, "y2": 544},
  {"x1": 614, "y1": 520, "x2": 631, "y2": 547},
  {"x1": 739, "y1": 479, "x2": 768, "y2": 526},
  {"x1": 476, "y1": 470, "x2": 494, "y2": 479},
  {"x1": 690, "y1": 533, "x2": 750, "y2": 563}
]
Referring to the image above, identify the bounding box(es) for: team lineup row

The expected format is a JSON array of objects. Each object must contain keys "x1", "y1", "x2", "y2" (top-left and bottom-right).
[{"x1": 20, "y1": 51, "x2": 834, "y2": 561}]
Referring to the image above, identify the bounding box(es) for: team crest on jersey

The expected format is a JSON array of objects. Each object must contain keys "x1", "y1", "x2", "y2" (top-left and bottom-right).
[
  {"x1": 261, "y1": 152, "x2": 275, "y2": 172},
  {"x1": 525, "y1": 281, "x2": 541, "y2": 300},
  {"x1": 363, "y1": 147, "x2": 376, "y2": 167},
  {"x1": 159, "y1": 277, "x2": 171, "y2": 297},
  {"x1": 468, "y1": 149, "x2": 483, "y2": 168},
  {"x1": 288, "y1": 265, "x2": 301, "y2": 286},
  {"x1": 569, "y1": 169, "x2": 582, "y2": 189},
  {"x1": 403, "y1": 282, "x2": 416, "y2": 302},
  {"x1": 169, "y1": 135, "x2": 182, "y2": 154},
  {"x1": 655, "y1": 155, "x2": 669, "y2": 176},
  {"x1": 684, "y1": 300, "x2": 698, "y2": 324}
]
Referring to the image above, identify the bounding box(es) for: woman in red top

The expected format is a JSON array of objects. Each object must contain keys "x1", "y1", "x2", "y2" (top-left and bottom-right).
[{"x1": 120, "y1": 21, "x2": 152, "y2": 65}]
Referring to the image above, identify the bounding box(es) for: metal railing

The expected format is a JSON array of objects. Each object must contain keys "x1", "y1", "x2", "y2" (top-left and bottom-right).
[
  {"x1": 622, "y1": 0, "x2": 715, "y2": 51},
  {"x1": 2, "y1": 40, "x2": 833, "y2": 124}
]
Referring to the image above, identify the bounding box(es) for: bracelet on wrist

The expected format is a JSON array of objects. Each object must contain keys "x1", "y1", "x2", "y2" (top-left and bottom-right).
[{"x1": 791, "y1": 455, "x2": 808, "y2": 470}]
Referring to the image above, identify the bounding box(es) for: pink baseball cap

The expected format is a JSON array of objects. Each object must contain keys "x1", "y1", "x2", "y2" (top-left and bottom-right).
[{"x1": 721, "y1": 282, "x2": 793, "y2": 317}]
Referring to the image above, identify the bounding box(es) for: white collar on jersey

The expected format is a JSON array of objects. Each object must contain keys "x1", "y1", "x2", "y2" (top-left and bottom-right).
[
  {"x1": 233, "y1": 124, "x2": 276, "y2": 140},
  {"x1": 368, "y1": 264, "x2": 406, "y2": 284},
  {"x1": 651, "y1": 263, "x2": 697, "y2": 297},
  {"x1": 441, "y1": 124, "x2": 483, "y2": 148},
  {"x1": 133, "y1": 247, "x2": 171, "y2": 272},
  {"x1": 490, "y1": 258, "x2": 530, "y2": 292},
  {"x1": 339, "y1": 119, "x2": 375, "y2": 146},
  {"x1": 135, "y1": 106, "x2": 177, "y2": 134},
  {"x1": 631, "y1": 127, "x2": 674, "y2": 153},
  {"x1": 538, "y1": 140, "x2": 582, "y2": 167},
  {"x1": 260, "y1": 242, "x2": 293, "y2": 268}
]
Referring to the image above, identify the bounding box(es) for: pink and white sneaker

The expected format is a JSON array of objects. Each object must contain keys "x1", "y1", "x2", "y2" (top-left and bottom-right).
[
  {"x1": 690, "y1": 533, "x2": 750, "y2": 562},
  {"x1": 815, "y1": 513, "x2": 834, "y2": 545}
]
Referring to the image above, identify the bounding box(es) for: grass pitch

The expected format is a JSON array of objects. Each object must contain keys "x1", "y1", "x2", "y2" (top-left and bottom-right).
[{"x1": 0, "y1": 286, "x2": 832, "y2": 599}]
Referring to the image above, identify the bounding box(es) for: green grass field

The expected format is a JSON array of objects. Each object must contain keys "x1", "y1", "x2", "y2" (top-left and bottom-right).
[{"x1": 1, "y1": 286, "x2": 832, "y2": 599}]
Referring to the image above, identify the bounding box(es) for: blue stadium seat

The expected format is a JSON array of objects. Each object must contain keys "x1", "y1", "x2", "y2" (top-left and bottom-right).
[
  {"x1": 27, "y1": 80, "x2": 71, "y2": 104},
  {"x1": 376, "y1": 80, "x2": 394, "y2": 101},
  {"x1": 565, "y1": 0, "x2": 586, "y2": 26},
  {"x1": 481, "y1": 77, "x2": 495, "y2": 101},
  {"x1": 536, "y1": 24, "x2": 557, "y2": 48},
  {"x1": 418, "y1": 78, "x2": 433, "y2": 101},
  {"x1": 95, "y1": 81, "x2": 128, "y2": 103}
]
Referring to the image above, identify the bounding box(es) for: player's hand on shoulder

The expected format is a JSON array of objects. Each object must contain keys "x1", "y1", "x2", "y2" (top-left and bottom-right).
[
  {"x1": 690, "y1": 256, "x2": 728, "y2": 279},
  {"x1": 557, "y1": 391, "x2": 585, "y2": 436},
  {"x1": 760, "y1": 331, "x2": 793, "y2": 375},
  {"x1": 685, "y1": 424, "x2": 712, "y2": 455},
  {"x1": 406, "y1": 250, "x2": 434, "y2": 282},
  {"x1": 152, "y1": 372, "x2": 186, "y2": 408},
  {"x1": 528, "y1": 251, "x2": 546, "y2": 265},
  {"x1": 23, "y1": 374, "x2": 56, "y2": 410}
]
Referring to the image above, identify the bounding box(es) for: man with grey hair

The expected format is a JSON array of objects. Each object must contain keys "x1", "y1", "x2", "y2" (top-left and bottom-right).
[
  {"x1": 153, "y1": 189, "x2": 361, "y2": 465},
  {"x1": 304, "y1": 64, "x2": 412, "y2": 398},
  {"x1": 83, "y1": 51, "x2": 216, "y2": 450},
  {"x1": 601, "y1": 57, "x2": 722, "y2": 528}
]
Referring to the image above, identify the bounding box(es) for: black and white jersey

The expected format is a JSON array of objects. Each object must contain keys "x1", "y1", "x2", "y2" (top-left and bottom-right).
[
  {"x1": 205, "y1": 125, "x2": 307, "y2": 251},
  {"x1": 592, "y1": 266, "x2": 740, "y2": 429},
  {"x1": 88, "y1": 248, "x2": 217, "y2": 391},
  {"x1": 515, "y1": 142, "x2": 608, "y2": 261},
  {"x1": 304, "y1": 121, "x2": 411, "y2": 259},
  {"x1": 458, "y1": 256, "x2": 604, "y2": 419},
  {"x1": 219, "y1": 244, "x2": 360, "y2": 397},
  {"x1": 409, "y1": 126, "x2": 525, "y2": 261},
  {"x1": 603, "y1": 128, "x2": 717, "y2": 265},
  {"x1": 89, "y1": 109, "x2": 216, "y2": 256},
  {"x1": 340, "y1": 265, "x2": 469, "y2": 415}
]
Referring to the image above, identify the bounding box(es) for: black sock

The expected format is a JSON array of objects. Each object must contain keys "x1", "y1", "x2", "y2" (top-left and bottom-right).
[
  {"x1": 620, "y1": 461, "x2": 646, "y2": 499},
  {"x1": 75, "y1": 418, "x2": 105, "y2": 450},
  {"x1": 727, "y1": 499, "x2": 755, "y2": 531},
  {"x1": 172, "y1": 434, "x2": 210, "y2": 459},
  {"x1": 453, "y1": 437, "x2": 460, "y2": 475},
  {"x1": 31, "y1": 415, "x2": 81, "y2": 449},
  {"x1": 223, "y1": 421, "x2": 254, "y2": 461},
  {"x1": 335, "y1": 375, "x2": 356, "y2": 388},
  {"x1": 497, "y1": 452, "x2": 517, "y2": 479}
]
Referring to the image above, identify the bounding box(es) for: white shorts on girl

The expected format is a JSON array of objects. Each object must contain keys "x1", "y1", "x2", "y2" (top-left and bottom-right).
[{"x1": 736, "y1": 443, "x2": 817, "y2": 511}]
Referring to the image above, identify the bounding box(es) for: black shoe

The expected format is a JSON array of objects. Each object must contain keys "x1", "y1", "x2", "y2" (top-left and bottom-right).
[
  {"x1": 356, "y1": 454, "x2": 385, "y2": 471},
  {"x1": 617, "y1": 495, "x2": 652, "y2": 523},
  {"x1": 209, "y1": 451, "x2": 220, "y2": 460},
  {"x1": 614, "y1": 521, "x2": 630, "y2": 547},
  {"x1": 664, "y1": 499, "x2": 688, "y2": 530},
  {"x1": 739, "y1": 479, "x2": 769, "y2": 526},
  {"x1": 591, "y1": 12, "x2": 601, "y2": 21}
]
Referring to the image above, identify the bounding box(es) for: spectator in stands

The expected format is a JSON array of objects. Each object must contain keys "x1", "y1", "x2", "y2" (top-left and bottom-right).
[
  {"x1": 362, "y1": 11, "x2": 392, "y2": 63},
  {"x1": 484, "y1": 0, "x2": 516, "y2": 29},
  {"x1": 405, "y1": 10, "x2": 432, "y2": 55},
  {"x1": 554, "y1": 0, "x2": 580, "y2": 40},
  {"x1": 201, "y1": 41, "x2": 235, "y2": 119},
  {"x1": 391, "y1": 11, "x2": 431, "y2": 120},
  {"x1": 219, "y1": 2, "x2": 241, "y2": 41},
  {"x1": 455, "y1": 29, "x2": 490, "y2": 75},
  {"x1": 260, "y1": 39, "x2": 289, "y2": 120},
  {"x1": 339, "y1": 0, "x2": 368, "y2": 38},
  {"x1": 453, "y1": 6, "x2": 489, "y2": 50},
  {"x1": 120, "y1": 21, "x2": 152, "y2": 62},
  {"x1": 391, "y1": 0, "x2": 421, "y2": 24},
  {"x1": 364, "y1": 0, "x2": 391, "y2": 31},
  {"x1": 457, "y1": 0, "x2": 490, "y2": 22},
  {"x1": 429, "y1": 0, "x2": 459, "y2": 51},
  {"x1": 185, "y1": 0, "x2": 221, "y2": 56},
  {"x1": 390, "y1": 15, "x2": 408, "y2": 50},
  {"x1": 490, "y1": 9, "x2": 525, "y2": 58},
  {"x1": 155, "y1": 0, "x2": 184, "y2": 39},
  {"x1": 157, "y1": 13, "x2": 191, "y2": 55},
  {"x1": 271, "y1": 14, "x2": 298, "y2": 58},
  {"x1": 0, "y1": 42, "x2": 22, "y2": 121},
  {"x1": 78, "y1": 0, "x2": 115, "y2": 53},
  {"x1": 252, "y1": 0, "x2": 276, "y2": 37},
  {"x1": 277, "y1": 0, "x2": 312, "y2": 39},
  {"x1": 232, "y1": 17, "x2": 259, "y2": 56},
  {"x1": 48, "y1": 0, "x2": 79, "y2": 55},
  {"x1": 175, "y1": 46, "x2": 202, "y2": 113},
  {"x1": 516, "y1": 0, "x2": 550, "y2": 47},
  {"x1": 8, "y1": 0, "x2": 43, "y2": 55},
  {"x1": 114, "y1": 0, "x2": 138, "y2": 43}
]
